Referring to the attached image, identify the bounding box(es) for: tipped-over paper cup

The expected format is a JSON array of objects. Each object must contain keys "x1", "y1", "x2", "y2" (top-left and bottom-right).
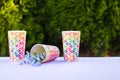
[{"x1": 30, "y1": 44, "x2": 60, "y2": 63}]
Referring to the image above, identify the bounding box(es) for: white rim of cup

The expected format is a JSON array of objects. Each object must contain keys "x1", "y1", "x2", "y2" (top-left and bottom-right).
[
  {"x1": 8, "y1": 30, "x2": 26, "y2": 32},
  {"x1": 62, "y1": 31, "x2": 80, "y2": 32},
  {"x1": 62, "y1": 31, "x2": 81, "y2": 35}
]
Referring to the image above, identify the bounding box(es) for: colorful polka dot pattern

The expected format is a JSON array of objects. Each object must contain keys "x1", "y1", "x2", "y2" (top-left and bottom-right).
[
  {"x1": 62, "y1": 31, "x2": 80, "y2": 62},
  {"x1": 8, "y1": 31, "x2": 26, "y2": 61},
  {"x1": 42, "y1": 45, "x2": 60, "y2": 63}
]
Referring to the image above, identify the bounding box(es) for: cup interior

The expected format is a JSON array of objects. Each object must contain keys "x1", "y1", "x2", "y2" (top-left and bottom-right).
[{"x1": 30, "y1": 44, "x2": 46, "y2": 54}]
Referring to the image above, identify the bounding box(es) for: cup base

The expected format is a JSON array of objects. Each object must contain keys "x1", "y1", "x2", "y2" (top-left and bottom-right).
[{"x1": 64, "y1": 54, "x2": 78, "y2": 62}]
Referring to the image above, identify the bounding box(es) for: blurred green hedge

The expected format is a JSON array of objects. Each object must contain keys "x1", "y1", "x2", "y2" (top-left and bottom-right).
[{"x1": 0, "y1": 0, "x2": 120, "y2": 56}]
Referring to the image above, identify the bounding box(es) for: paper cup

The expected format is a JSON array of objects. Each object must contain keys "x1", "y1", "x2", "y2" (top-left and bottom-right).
[
  {"x1": 30, "y1": 44, "x2": 60, "y2": 63},
  {"x1": 8, "y1": 30, "x2": 26, "y2": 61},
  {"x1": 62, "y1": 31, "x2": 80, "y2": 62}
]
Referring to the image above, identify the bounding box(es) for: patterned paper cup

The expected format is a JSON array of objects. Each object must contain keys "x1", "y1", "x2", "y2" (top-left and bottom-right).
[
  {"x1": 8, "y1": 30, "x2": 26, "y2": 61},
  {"x1": 30, "y1": 44, "x2": 60, "y2": 63},
  {"x1": 62, "y1": 31, "x2": 80, "y2": 62}
]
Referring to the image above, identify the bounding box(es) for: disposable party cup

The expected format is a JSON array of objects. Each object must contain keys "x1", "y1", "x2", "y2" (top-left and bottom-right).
[
  {"x1": 30, "y1": 44, "x2": 60, "y2": 63},
  {"x1": 62, "y1": 31, "x2": 80, "y2": 62},
  {"x1": 8, "y1": 30, "x2": 26, "y2": 61}
]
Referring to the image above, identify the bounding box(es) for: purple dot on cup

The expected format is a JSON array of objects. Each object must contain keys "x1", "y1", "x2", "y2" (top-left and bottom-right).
[
  {"x1": 15, "y1": 44, "x2": 18, "y2": 47},
  {"x1": 18, "y1": 50, "x2": 21, "y2": 52},
  {"x1": 66, "y1": 42, "x2": 69, "y2": 45},
  {"x1": 64, "y1": 50, "x2": 67, "y2": 53},
  {"x1": 70, "y1": 50, "x2": 73, "y2": 53},
  {"x1": 11, "y1": 50, "x2": 13, "y2": 52},
  {"x1": 70, "y1": 45, "x2": 72, "y2": 48}
]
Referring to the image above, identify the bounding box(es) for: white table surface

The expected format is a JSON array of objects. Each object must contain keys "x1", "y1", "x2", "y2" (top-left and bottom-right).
[{"x1": 0, "y1": 57, "x2": 120, "y2": 80}]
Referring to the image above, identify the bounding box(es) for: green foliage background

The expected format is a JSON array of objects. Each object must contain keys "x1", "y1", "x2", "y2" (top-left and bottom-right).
[{"x1": 0, "y1": 0, "x2": 120, "y2": 56}]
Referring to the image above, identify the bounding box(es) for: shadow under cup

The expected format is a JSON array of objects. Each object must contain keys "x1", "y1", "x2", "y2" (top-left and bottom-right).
[
  {"x1": 62, "y1": 31, "x2": 80, "y2": 62},
  {"x1": 8, "y1": 31, "x2": 26, "y2": 61}
]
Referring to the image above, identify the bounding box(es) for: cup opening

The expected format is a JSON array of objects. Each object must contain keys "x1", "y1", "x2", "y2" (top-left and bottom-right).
[{"x1": 30, "y1": 44, "x2": 46, "y2": 55}]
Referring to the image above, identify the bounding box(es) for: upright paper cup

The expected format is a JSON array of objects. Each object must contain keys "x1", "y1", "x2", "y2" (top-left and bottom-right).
[
  {"x1": 62, "y1": 31, "x2": 80, "y2": 62},
  {"x1": 8, "y1": 30, "x2": 26, "y2": 61},
  {"x1": 30, "y1": 44, "x2": 60, "y2": 63}
]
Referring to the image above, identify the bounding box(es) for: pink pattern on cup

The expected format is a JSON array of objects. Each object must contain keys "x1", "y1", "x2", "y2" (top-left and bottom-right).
[
  {"x1": 8, "y1": 31, "x2": 26, "y2": 61},
  {"x1": 62, "y1": 31, "x2": 80, "y2": 62}
]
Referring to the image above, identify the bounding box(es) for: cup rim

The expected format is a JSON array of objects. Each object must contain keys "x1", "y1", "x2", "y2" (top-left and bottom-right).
[
  {"x1": 62, "y1": 31, "x2": 81, "y2": 33},
  {"x1": 8, "y1": 30, "x2": 26, "y2": 32}
]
